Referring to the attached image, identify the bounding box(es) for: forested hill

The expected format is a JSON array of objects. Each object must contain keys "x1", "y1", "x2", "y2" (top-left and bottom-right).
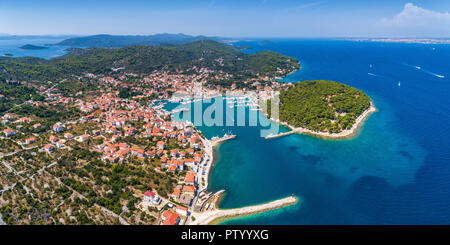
[
  {"x1": 56, "y1": 33, "x2": 223, "y2": 48},
  {"x1": 277, "y1": 80, "x2": 371, "y2": 133},
  {"x1": 0, "y1": 40, "x2": 300, "y2": 82}
]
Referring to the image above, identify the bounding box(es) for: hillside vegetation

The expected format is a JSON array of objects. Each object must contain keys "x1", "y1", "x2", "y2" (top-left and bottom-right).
[
  {"x1": 276, "y1": 80, "x2": 371, "y2": 133},
  {"x1": 0, "y1": 40, "x2": 299, "y2": 83},
  {"x1": 56, "y1": 33, "x2": 222, "y2": 48}
]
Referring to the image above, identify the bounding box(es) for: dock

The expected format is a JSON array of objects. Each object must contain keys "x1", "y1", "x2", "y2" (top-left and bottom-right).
[
  {"x1": 190, "y1": 195, "x2": 298, "y2": 225},
  {"x1": 211, "y1": 134, "x2": 236, "y2": 146},
  {"x1": 264, "y1": 130, "x2": 297, "y2": 139}
]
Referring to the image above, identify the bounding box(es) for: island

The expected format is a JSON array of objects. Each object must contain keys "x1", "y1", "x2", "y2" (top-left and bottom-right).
[
  {"x1": 56, "y1": 33, "x2": 223, "y2": 48},
  {"x1": 265, "y1": 80, "x2": 376, "y2": 139},
  {"x1": 19, "y1": 44, "x2": 49, "y2": 50},
  {"x1": 2, "y1": 53, "x2": 13, "y2": 57},
  {"x1": 236, "y1": 45, "x2": 253, "y2": 50},
  {"x1": 258, "y1": 40, "x2": 275, "y2": 45}
]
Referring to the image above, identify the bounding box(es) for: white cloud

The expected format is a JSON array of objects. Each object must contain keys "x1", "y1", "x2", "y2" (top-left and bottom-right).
[{"x1": 378, "y1": 3, "x2": 450, "y2": 29}]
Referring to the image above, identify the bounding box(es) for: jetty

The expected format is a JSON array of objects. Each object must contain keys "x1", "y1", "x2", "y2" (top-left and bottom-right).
[
  {"x1": 265, "y1": 130, "x2": 297, "y2": 139},
  {"x1": 190, "y1": 195, "x2": 298, "y2": 225},
  {"x1": 211, "y1": 133, "x2": 236, "y2": 146}
]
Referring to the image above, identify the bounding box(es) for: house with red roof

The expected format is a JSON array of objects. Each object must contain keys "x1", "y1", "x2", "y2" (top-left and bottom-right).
[
  {"x1": 175, "y1": 205, "x2": 188, "y2": 216},
  {"x1": 184, "y1": 172, "x2": 196, "y2": 185},
  {"x1": 156, "y1": 141, "x2": 166, "y2": 150},
  {"x1": 64, "y1": 133, "x2": 73, "y2": 139},
  {"x1": 25, "y1": 137, "x2": 36, "y2": 144},
  {"x1": 182, "y1": 185, "x2": 195, "y2": 196},
  {"x1": 77, "y1": 134, "x2": 89, "y2": 143},
  {"x1": 144, "y1": 190, "x2": 161, "y2": 205},
  {"x1": 44, "y1": 144, "x2": 55, "y2": 153},
  {"x1": 161, "y1": 210, "x2": 179, "y2": 225},
  {"x1": 170, "y1": 188, "x2": 181, "y2": 201},
  {"x1": 3, "y1": 128, "x2": 14, "y2": 137}
]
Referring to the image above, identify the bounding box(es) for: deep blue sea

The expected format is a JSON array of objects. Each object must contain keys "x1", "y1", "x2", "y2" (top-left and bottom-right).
[
  {"x1": 168, "y1": 39, "x2": 450, "y2": 224},
  {"x1": 4, "y1": 37, "x2": 450, "y2": 224}
]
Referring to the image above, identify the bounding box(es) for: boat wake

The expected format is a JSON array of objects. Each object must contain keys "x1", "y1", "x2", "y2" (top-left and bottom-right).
[{"x1": 403, "y1": 63, "x2": 445, "y2": 79}]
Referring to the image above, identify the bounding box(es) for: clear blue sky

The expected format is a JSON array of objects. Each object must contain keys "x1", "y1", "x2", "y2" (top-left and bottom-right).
[{"x1": 1, "y1": 0, "x2": 449, "y2": 37}]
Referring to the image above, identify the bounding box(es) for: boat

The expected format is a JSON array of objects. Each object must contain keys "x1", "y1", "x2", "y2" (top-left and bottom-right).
[{"x1": 398, "y1": 81, "x2": 401, "y2": 87}]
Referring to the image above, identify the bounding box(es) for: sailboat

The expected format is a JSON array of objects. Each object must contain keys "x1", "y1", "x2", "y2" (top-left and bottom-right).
[{"x1": 398, "y1": 81, "x2": 401, "y2": 87}]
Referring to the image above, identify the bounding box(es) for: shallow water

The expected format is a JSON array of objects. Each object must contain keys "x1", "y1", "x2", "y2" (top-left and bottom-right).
[{"x1": 170, "y1": 39, "x2": 450, "y2": 224}]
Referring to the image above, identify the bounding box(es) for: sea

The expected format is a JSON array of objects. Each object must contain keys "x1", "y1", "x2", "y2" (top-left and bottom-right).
[
  {"x1": 0, "y1": 36, "x2": 72, "y2": 59},
  {"x1": 4, "y1": 37, "x2": 450, "y2": 224},
  {"x1": 167, "y1": 39, "x2": 450, "y2": 225}
]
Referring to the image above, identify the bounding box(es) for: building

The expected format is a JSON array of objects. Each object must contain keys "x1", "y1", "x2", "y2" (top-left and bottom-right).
[
  {"x1": 170, "y1": 188, "x2": 181, "y2": 200},
  {"x1": 25, "y1": 137, "x2": 36, "y2": 144},
  {"x1": 156, "y1": 141, "x2": 166, "y2": 150},
  {"x1": 53, "y1": 123, "x2": 63, "y2": 133},
  {"x1": 64, "y1": 133, "x2": 74, "y2": 139},
  {"x1": 3, "y1": 128, "x2": 15, "y2": 137},
  {"x1": 184, "y1": 172, "x2": 196, "y2": 185},
  {"x1": 77, "y1": 134, "x2": 89, "y2": 142},
  {"x1": 182, "y1": 185, "x2": 195, "y2": 196},
  {"x1": 44, "y1": 144, "x2": 55, "y2": 153},
  {"x1": 143, "y1": 190, "x2": 161, "y2": 205},
  {"x1": 161, "y1": 210, "x2": 180, "y2": 225},
  {"x1": 175, "y1": 205, "x2": 188, "y2": 216},
  {"x1": 49, "y1": 135, "x2": 59, "y2": 143},
  {"x1": 56, "y1": 141, "x2": 65, "y2": 148}
]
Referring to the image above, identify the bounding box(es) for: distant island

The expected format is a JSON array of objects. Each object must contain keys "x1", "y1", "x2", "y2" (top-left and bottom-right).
[
  {"x1": 259, "y1": 40, "x2": 275, "y2": 45},
  {"x1": 56, "y1": 33, "x2": 224, "y2": 48},
  {"x1": 265, "y1": 80, "x2": 375, "y2": 139},
  {"x1": 0, "y1": 40, "x2": 299, "y2": 84},
  {"x1": 2, "y1": 53, "x2": 13, "y2": 57},
  {"x1": 236, "y1": 45, "x2": 253, "y2": 50},
  {"x1": 19, "y1": 44, "x2": 49, "y2": 50}
]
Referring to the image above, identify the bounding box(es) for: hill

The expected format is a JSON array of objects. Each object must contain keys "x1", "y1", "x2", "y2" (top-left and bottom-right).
[
  {"x1": 56, "y1": 33, "x2": 223, "y2": 48},
  {"x1": 275, "y1": 80, "x2": 371, "y2": 133},
  {"x1": 0, "y1": 40, "x2": 299, "y2": 83}
]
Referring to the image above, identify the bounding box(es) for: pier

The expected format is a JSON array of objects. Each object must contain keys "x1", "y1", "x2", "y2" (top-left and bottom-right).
[
  {"x1": 264, "y1": 130, "x2": 297, "y2": 139},
  {"x1": 211, "y1": 134, "x2": 237, "y2": 146},
  {"x1": 190, "y1": 195, "x2": 298, "y2": 225}
]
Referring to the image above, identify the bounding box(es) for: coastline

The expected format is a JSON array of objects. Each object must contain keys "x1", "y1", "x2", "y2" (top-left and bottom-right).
[
  {"x1": 193, "y1": 131, "x2": 299, "y2": 225},
  {"x1": 198, "y1": 133, "x2": 236, "y2": 191},
  {"x1": 266, "y1": 101, "x2": 377, "y2": 140}
]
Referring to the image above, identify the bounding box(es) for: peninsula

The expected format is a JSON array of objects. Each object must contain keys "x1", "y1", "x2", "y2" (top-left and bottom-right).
[{"x1": 265, "y1": 80, "x2": 376, "y2": 139}]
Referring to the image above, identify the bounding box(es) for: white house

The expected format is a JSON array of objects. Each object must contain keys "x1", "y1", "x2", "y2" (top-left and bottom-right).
[{"x1": 144, "y1": 191, "x2": 161, "y2": 205}]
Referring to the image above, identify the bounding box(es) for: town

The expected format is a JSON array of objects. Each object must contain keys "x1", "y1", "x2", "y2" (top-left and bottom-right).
[{"x1": 0, "y1": 63, "x2": 297, "y2": 225}]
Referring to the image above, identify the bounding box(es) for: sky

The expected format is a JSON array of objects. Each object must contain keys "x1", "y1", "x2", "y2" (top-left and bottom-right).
[{"x1": 1, "y1": 0, "x2": 449, "y2": 37}]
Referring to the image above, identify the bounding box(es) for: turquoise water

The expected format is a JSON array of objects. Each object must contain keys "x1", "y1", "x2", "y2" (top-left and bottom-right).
[{"x1": 168, "y1": 39, "x2": 450, "y2": 224}]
